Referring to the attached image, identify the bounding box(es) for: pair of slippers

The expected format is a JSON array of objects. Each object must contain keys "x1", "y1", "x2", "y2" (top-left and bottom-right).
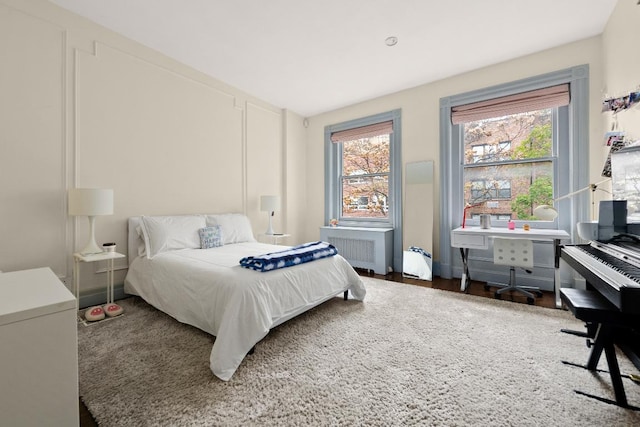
[{"x1": 84, "y1": 303, "x2": 124, "y2": 322}]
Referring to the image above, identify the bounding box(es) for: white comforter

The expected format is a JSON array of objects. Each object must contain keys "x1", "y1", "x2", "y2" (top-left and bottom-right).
[{"x1": 124, "y1": 242, "x2": 366, "y2": 381}]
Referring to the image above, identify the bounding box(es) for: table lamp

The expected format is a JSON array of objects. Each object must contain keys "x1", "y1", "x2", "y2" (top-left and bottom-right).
[
  {"x1": 260, "y1": 195, "x2": 280, "y2": 235},
  {"x1": 68, "y1": 188, "x2": 114, "y2": 255},
  {"x1": 533, "y1": 178, "x2": 611, "y2": 221}
]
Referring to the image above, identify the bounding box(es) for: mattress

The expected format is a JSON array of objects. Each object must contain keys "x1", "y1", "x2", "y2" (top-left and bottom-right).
[{"x1": 124, "y1": 241, "x2": 366, "y2": 380}]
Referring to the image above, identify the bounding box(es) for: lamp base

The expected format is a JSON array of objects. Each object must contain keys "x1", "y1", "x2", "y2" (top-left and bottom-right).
[
  {"x1": 79, "y1": 239, "x2": 104, "y2": 256},
  {"x1": 265, "y1": 212, "x2": 275, "y2": 235},
  {"x1": 79, "y1": 215, "x2": 104, "y2": 255}
]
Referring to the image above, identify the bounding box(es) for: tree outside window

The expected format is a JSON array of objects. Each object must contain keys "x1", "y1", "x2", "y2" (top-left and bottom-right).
[{"x1": 341, "y1": 134, "x2": 390, "y2": 218}]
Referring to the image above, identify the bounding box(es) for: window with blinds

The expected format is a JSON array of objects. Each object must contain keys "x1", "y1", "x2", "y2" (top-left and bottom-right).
[
  {"x1": 457, "y1": 84, "x2": 570, "y2": 223},
  {"x1": 331, "y1": 121, "x2": 393, "y2": 219}
]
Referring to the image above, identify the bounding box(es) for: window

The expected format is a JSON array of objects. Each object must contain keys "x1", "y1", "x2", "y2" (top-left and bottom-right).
[
  {"x1": 325, "y1": 110, "x2": 402, "y2": 270},
  {"x1": 464, "y1": 109, "x2": 553, "y2": 220},
  {"x1": 471, "y1": 141, "x2": 511, "y2": 163},
  {"x1": 438, "y1": 65, "x2": 590, "y2": 280},
  {"x1": 470, "y1": 179, "x2": 512, "y2": 200},
  {"x1": 341, "y1": 133, "x2": 390, "y2": 218},
  {"x1": 325, "y1": 110, "x2": 400, "y2": 227}
]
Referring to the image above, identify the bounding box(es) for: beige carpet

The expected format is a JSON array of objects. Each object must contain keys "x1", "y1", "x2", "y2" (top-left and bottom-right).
[{"x1": 78, "y1": 277, "x2": 640, "y2": 426}]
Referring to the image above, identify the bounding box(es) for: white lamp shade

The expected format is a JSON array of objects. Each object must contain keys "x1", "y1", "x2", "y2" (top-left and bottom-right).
[
  {"x1": 260, "y1": 195, "x2": 280, "y2": 212},
  {"x1": 68, "y1": 188, "x2": 114, "y2": 216},
  {"x1": 533, "y1": 204, "x2": 558, "y2": 221}
]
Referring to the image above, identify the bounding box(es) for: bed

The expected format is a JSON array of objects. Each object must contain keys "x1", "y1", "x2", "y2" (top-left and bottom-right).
[{"x1": 123, "y1": 214, "x2": 366, "y2": 381}]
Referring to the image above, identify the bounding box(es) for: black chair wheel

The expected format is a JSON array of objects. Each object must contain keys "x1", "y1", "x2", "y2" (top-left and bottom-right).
[
  {"x1": 527, "y1": 297, "x2": 535, "y2": 305},
  {"x1": 494, "y1": 291, "x2": 501, "y2": 299},
  {"x1": 536, "y1": 291, "x2": 543, "y2": 297}
]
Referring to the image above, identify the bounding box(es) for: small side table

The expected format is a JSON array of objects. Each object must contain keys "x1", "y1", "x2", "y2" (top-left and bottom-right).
[
  {"x1": 260, "y1": 233, "x2": 291, "y2": 244},
  {"x1": 73, "y1": 251, "x2": 126, "y2": 321}
]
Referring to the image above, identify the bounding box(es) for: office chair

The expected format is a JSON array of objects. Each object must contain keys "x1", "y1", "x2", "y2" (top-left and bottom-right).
[{"x1": 489, "y1": 237, "x2": 542, "y2": 304}]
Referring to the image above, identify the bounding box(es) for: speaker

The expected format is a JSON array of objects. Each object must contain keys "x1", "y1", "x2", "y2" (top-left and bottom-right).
[{"x1": 598, "y1": 200, "x2": 627, "y2": 241}]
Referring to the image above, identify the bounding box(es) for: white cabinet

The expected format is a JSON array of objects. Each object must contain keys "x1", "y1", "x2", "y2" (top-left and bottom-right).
[{"x1": 0, "y1": 268, "x2": 79, "y2": 426}]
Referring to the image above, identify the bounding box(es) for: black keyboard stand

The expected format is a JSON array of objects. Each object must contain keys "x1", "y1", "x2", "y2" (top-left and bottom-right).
[
  {"x1": 560, "y1": 288, "x2": 639, "y2": 409},
  {"x1": 561, "y1": 321, "x2": 598, "y2": 339}
]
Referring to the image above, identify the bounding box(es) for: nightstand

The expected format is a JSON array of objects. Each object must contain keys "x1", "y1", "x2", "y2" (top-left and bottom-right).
[
  {"x1": 260, "y1": 233, "x2": 291, "y2": 244},
  {"x1": 73, "y1": 251, "x2": 126, "y2": 320}
]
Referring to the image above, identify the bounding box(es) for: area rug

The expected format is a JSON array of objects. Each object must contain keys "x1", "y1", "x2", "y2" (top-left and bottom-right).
[{"x1": 78, "y1": 277, "x2": 640, "y2": 426}]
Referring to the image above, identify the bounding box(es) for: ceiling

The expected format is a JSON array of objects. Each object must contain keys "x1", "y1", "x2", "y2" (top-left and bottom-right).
[{"x1": 49, "y1": 0, "x2": 618, "y2": 117}]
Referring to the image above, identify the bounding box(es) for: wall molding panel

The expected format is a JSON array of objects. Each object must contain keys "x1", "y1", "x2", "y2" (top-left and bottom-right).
[
  {"x1": 1, "y1": 0, "x2": 286, "y2": 296},
  {"x1": 0, "y1": 3, "x2": 68, "y2": 278}
]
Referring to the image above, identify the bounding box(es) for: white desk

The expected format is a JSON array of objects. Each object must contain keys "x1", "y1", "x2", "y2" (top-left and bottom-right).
[{"x1": 451, "y1": 226, "x2": 570, "y2": 307}]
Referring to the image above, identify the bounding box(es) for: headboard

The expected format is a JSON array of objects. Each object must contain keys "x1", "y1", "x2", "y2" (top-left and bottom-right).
[{"x1": 127, "y1": 216, "x2": 143, "y2": 266}]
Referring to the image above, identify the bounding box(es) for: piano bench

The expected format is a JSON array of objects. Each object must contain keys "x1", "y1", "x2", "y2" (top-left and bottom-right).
[{"x1": 560, "y1": 288, "x2": 623, "y2": 325}]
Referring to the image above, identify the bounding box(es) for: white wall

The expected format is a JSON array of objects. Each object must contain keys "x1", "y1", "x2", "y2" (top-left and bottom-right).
[
  {"x1": 2, "y1": 0, "x2": 635, "y2": 294},
  {"x1": 305, "y1": 37, "x2": 606, "y2": 264},
  {"x1": 0, "y1": 0, "x2": 287, "y2": 294},
  {"x1": 602, "y1": 0, "x2": 640, "y2": 154}
]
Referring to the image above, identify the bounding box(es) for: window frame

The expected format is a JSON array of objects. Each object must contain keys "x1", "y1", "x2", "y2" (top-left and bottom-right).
[
  {"x1": 324, "y1": 109, "x2": 402, "y2": 271},
  {"x1": 438, "y1": 65, "x2": 590, "y2": 280}
]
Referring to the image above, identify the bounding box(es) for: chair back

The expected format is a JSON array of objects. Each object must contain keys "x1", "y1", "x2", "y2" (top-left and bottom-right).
[{"x1": 493, "y1": 237, "x2": 534, "y2": 268}]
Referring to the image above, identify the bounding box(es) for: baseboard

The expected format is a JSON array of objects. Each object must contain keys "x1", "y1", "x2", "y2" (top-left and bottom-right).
[{"x1": 78, "y1": 283, "x2": 127, "y2": 309}]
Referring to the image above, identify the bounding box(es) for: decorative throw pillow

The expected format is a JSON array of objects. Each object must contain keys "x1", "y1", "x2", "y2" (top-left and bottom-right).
[{"x1": 199, "y1": 226, "x2": 223, "y2": 249}]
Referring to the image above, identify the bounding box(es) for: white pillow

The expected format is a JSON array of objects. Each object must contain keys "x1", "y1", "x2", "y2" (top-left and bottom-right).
[
  {"x1": 136, "y1": 225, "x2": 146, "y2": 257},
  {"x1": 205, "y1": 213, "x2": 256, "y2": 244},
  {"x1": 140, "y1": 215, "x2": 206, "y2": 258}
]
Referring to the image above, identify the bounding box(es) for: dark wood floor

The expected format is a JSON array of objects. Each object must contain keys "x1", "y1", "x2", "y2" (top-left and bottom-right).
[{"x1": 78, "y1": 271, "x2": 558, "y2": 425}]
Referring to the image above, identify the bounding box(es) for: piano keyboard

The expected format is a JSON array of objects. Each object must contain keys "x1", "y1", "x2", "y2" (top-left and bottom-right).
[{"x1": 561, "y1": 245, "x2": 640, "y2": 292}]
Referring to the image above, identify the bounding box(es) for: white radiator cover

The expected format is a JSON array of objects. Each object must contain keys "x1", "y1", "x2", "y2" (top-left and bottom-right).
[{"x1": 320, "y1": 226, "x2": 393, "y2": 275}]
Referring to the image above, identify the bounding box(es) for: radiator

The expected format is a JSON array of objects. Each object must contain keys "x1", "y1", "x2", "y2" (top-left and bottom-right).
[{"x1": 319, "y1": 226, "x2": 393, "y2": 275}]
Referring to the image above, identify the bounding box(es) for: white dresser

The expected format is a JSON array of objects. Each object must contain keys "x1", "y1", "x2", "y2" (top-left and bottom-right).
[{"x1": 0, "y1": 267, "x2": 79, "y2": 426}]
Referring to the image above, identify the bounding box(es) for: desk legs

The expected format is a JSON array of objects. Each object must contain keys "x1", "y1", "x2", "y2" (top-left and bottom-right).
[{"x1": 459, "y1": 247, "x2": 470, "y2": 293}]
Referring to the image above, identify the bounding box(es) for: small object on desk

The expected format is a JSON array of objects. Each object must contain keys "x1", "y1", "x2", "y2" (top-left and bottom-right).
[
  {"x1": 102, "y1": 242, "x2": 116, "y2": 252},
  {"x1": 508, "y1": 220, "x2": 515, "y2": 230},
  {"x1": 523, "y1": 224, "x2": 530, "y2": 231}
]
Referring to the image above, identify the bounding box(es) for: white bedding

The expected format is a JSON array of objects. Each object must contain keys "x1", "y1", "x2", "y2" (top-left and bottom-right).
[{"x1": 124, "y1": 241, "x2": 366, "y2": 381}]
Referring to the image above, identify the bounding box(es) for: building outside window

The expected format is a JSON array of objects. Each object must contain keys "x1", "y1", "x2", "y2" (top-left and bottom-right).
[{"x1": 464, "y1": 109, "x2": 553, "y2": 221}]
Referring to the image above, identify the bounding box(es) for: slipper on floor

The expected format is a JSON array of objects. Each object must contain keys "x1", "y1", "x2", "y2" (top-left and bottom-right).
[
  {"x1": 104, "y1": 303, "x2": 123, "y2": 317},
  {"x1": 85, "y1": 306, "x2": 105, "y2": 322}
]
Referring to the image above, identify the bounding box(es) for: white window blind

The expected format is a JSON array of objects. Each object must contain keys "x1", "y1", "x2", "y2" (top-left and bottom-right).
[
  {"x1": 451, "y1": 84, "x2": 570, "y2": 125},
  {"x1": 330, "y1": 120, "x2": 393, "y2": 143}
]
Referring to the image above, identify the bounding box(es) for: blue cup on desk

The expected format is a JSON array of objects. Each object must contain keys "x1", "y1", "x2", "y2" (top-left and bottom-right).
[{"x1": 480, "y1": 214, "x2": 491, "y2": 229}]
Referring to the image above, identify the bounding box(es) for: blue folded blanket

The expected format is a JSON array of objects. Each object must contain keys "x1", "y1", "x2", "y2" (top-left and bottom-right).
[
  {"x1": 409, "y1": 246, "x2": 432, "y2": 259},
  {"x1": 239, "y1": 241, "x2": 338, "y2": 272}
]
